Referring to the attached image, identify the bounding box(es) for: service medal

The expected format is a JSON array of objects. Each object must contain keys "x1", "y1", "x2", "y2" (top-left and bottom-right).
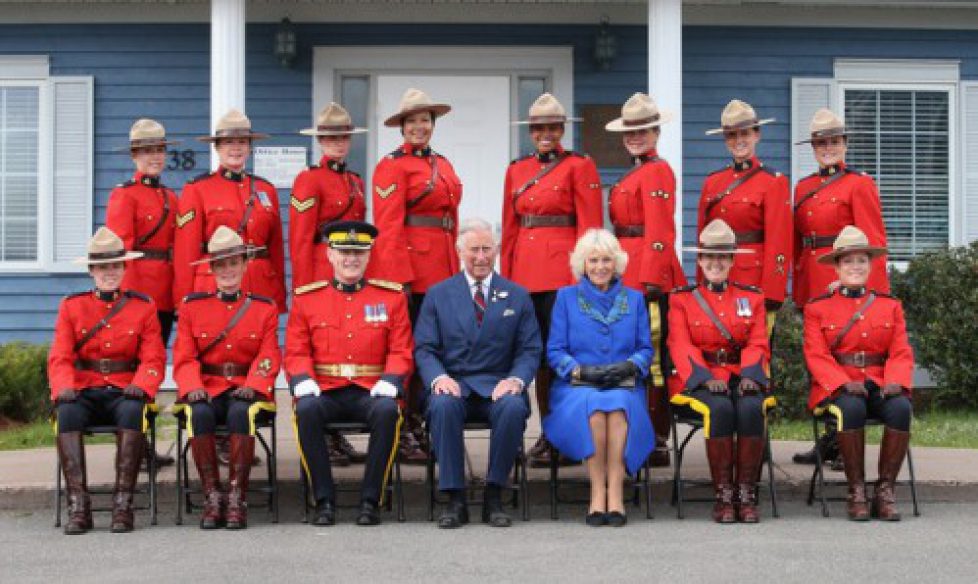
[{"x1": 736, "y1": 297, "x2": 752, "y2": 317}]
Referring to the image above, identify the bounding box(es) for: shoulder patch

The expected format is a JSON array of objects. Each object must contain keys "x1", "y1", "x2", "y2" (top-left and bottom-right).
[
  {"x1": 808, "y1": 291, "x2": 835, "y2": 304},
  {"x1": 247, "y1": 293, "x2": 275, "y2": 304},
  {"x1": 290, "y1": 195, "x2": 316, "y2": 213},
  {"x1": 732, "y1": 282, "x2": 762, "y2": 293},
  {"x1": 176, "y1": 209, "x2": 195, "y2": 228},
  {"x1": 182, "y1": 292, "x2": 213, "y2": 303},
  {"x1": 295, "y1": 281, "x2": 329, "y2": 295},
  {"x1": 671, "y1": 284, "x2": 697, "y2": 294},
  {"x1": 125, "y1": 290, "x2": 151, "y2": 302},
  {"x1": 367, "y1": 279, "x2": 404, "y2": 292},
  {"x1": 187, "y1": 172, "x2": 213, "y2": 184}
]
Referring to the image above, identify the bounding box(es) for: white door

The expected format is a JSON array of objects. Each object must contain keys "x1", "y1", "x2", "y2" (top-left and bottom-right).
[{"x1": 375, "y1": 75, "x2": 511, "y2": 235}]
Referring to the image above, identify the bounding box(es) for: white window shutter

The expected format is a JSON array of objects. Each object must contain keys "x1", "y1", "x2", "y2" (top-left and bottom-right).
[
  {"x1": 962, "y1": 81, "x2": 978, "y2": 244},
  {"x1": 791, "y1": 78, "x2": 835, "y2": 189},
  {"x1": 49, "y1": 76, "x2": 93, "y2": 270}
]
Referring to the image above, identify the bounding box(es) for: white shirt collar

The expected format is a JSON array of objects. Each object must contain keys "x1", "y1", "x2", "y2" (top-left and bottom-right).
[{"x1": 463, "y1": 270, "x2": 492, "y2": 293}]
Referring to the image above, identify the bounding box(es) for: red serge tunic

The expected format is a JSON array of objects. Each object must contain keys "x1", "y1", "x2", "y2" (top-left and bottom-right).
[
  {"x1": 367, "y1": 144, "x2": 462, "y2": 294},
  {"x1": 288, "y1": 157, "x2": 367, "y2": 288},
  {"x1": 501, "y1": 148, "x2": 603, "y2": 293},
  {"x1": 607, "y1": 151, "x2": 686, "y2": 292},
  {"x1": 698, "y1": 157, "x2": 791, "y2": 303},
  {"x1": 105, "y1": 172, "x2": 179, "y2": 311},
  {"x1": 792, "y1": 164, "x2": 889, "y2": 305}
]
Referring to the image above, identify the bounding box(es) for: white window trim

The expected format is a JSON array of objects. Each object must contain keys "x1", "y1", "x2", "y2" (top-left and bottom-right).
[
  {"x1": 833, "y1": 81, "x2": 959, "y2": 255},
  {"x1": 0, "y1": 78, "x2": 50, "y2": 272},
  {"x1": 312, "y1": 46, "x2": 574, "y2": 190}
]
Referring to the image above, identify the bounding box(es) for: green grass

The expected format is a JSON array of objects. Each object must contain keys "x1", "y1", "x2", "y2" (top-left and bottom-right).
[
  {"x1": 769, "y1": 409, "x2": 978, "y2": 448},
  {"x1": 0, "y1": 415, "x2": 174, "y2": 451}
]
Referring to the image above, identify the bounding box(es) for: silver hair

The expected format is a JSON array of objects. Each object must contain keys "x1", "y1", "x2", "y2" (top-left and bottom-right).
[
  {"x1": 455, "y1": 217, "x2": 497, "y2": 250},
  {"x1": 569, "y1": 228, "x2": 629, "y2": 280}
]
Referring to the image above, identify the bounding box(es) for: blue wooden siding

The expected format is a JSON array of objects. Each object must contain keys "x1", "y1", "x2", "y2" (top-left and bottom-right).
[{"x1": 1, "y1": 22, "x2": 978, "y2": 343}]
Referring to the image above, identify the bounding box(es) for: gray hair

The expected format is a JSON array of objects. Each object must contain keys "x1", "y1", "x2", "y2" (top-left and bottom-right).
[
  {"x1": 569, "y1": 228, "x2": 629, "y2": 280},
  {"x1": 455, "y1": 217, "x2": 497, "y2": 251}
]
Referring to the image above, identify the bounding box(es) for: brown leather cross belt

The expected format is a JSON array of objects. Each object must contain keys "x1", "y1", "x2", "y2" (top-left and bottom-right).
[
  {"x1": 74, "y1": 358, "x2": 138, "y2": 374},
  {"x1": 314, "y1": 363, "x2": 384, "y2": 378},
  {"x1": 520, "y1": 214, "x2": 576, "y2": 228},
  {"x1": 735, "y1": 230, "x2": 765, "y2": 244},
  {"x1": 405, "y1": 214, "x2": 455, "y2": 231},
  {"x1": 614, "y1": 224, "x2": 645, "y2": 238},
  {"x1": 801, "y1": 234, "x2": 838, "y2": 249},
  {"x1": 201, "y1": 362, "x2": 251, "y2": 377},
  {"x1": 702, "y1": 348, "x2": 741, "y2": 367},
  {"x1": 135, "y1": 247, "x2": 171, "y2": 261},
  {"x1": 833, "y1": 351, "x2": 887, "y2": 367}
]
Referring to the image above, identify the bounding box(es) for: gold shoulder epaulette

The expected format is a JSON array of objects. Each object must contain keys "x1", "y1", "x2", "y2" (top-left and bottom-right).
[
  {"x1": 367, "y1": 279, "x2": 404, "y2": 292},
  {"x1": 295, "y1": 281, "x2": 329, "y2": 295}
]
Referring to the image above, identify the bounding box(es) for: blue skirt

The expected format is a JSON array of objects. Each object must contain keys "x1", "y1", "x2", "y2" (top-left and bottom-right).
[{"x1": 542, "y1": 381, "x2": 655, "y2": 476}]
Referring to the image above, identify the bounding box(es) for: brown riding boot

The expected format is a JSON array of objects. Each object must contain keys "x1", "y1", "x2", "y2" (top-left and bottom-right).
[
  {"x1": 225, "y1": 434, "x2": 255, "y2": 529},
  {"x1": 57, "y1": 432, "x2": 92, "y2": 535},
  {"x1": 836, "y1": 429, "x2": 870, "y2": 521},
  {"x1": 705, "y1": 436, "x2": 736, "y2": 524},
  {"x1": 110, "y1": 429, "x2": 144, "y2": 533},
  {"x1": 647, "y1": 382, "x2": 671, "y2": 468},
  {"x1": 873, "y1": 427, "x2": 910, "y2": 521},
  {"x1": 735, "y1": 436, "x2": 766, "y2": 523},
  {"x1": 191, "y1": 434, "x2": 224, "y2": 529}
]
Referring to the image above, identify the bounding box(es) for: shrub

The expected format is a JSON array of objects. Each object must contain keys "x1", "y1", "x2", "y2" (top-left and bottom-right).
[
  {"x1": 891, "y1": 242, "x2": 978, "y2": 409},
  {"x1": 770, "y1": 300, "x2": 810, "y2": 420},
  {"x1": 0, "y1": 342, "x2": 50, "y2": 423}
]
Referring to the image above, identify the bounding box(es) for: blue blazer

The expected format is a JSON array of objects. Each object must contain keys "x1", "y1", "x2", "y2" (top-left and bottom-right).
[{"x1": 414, "y1": 272, "x2": 542, "y2": 398}]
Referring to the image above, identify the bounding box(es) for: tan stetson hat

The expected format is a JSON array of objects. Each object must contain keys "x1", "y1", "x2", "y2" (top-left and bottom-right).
[
  {"x1": 513, "y1": 93, "x2": 581, "y2": 125},
  {"x1": 197, "y1": 109, "x2": 270, "y2": 143},
  {"x1": 190, "y1": 225, "x2": 265, "y2": 265},
  {"x1": 383, "y1": 88, "x2": 451, "y2": 128},
  {"x1": 300, "y1": 102, "x2": 368, "y2": 137},
  {"x1": 705, "y1": 99, "x2": 775, "y2": 136},
  {"x1": 118, "y1": 118, "x2": 180, "y2": 151},
  {"x1": 605, "y1": 93, "x2": 673, "y2": 132},
  {"x1": 73, "y1": 227, "x2": 144, "y2": 265},
  {"x1": 796, "y1": 108, "x2": 847, "y2": 145},
  {"x1": 684, "y1": 219, "x2": 755, "y2": 255},
  {"x1": 817, "y1": 225, "x2": 887, "y2": 265}
]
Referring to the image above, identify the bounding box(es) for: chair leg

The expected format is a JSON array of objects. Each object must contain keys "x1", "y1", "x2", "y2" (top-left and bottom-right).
[
  {"x1": 765, "y1": 432, "x2": 779, "y2": 518},
  {"x1": 149, "y1": 421, "x2": 158, "y2": 526},
  {"x1": 520, "y1": 450, "x2": 530, "y2": 522},
  {"x1": 549, "y1": 444, "x2": 558, "y2": 520},
  {"x1": 812, "y1": 417, "x2": 830, "y2": 517},
  {"x1": 175, "y1": 423, "x2": 184, "y2": 526},
  {"x1": 644, "y1": 458, "x2": 654, "y2": 520},
  {"x1": 54, "y1": 452, "x2": 63, "y2": 528},
  {"x1": 270, "y1": 421, "x2": 279, "y2": 524},
  {"x1": 300, "y1": 466, "x2": 309, "y2": 524},
  {"x1": 907, "y1": 446, "x2": 920, "y2": 517},
  {"x1": 426, "y1": 427, "x2": 435, "y2": 522},
  {"x1": 395, "y1": 455, "x2": 405, "y2": 523}
]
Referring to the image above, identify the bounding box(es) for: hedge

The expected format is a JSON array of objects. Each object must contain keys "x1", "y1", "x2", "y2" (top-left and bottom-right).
[{"x1": 0, "y1": 342, "x2": 50, "y2": 423}]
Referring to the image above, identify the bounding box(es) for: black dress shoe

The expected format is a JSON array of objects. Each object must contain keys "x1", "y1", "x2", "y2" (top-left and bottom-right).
[
  {"x1": 585, "y1": 511, "x2": 607, "y2": 527},
  {"x1": 356, "y1": 501, "x2": 381, "y2": 526},
  {"x1": 437, "y1": 501, "x2": 469, "y2": 529},
  {"x1": 312, "y1": 501, "x2": 336, "y2": 526},
  {"x1": 606, "y1": 511, "x2": 627, "y2": 527},
  {"x1": 482, "y1": 502, "x2": 512, "y2": 528}
]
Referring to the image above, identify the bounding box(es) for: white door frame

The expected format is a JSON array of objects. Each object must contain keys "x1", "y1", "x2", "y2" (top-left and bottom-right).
[{"x1": 312, "y1": 46, "x2": 574, "y2": 180}]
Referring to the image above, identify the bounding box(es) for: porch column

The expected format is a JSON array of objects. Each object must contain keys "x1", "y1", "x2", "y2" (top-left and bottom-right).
[
  {"x1": 648, "y1": 0, "x2": 684, "y2": 249},
  {"x1": 210, "y1": 0, "x2": 246, "y2": 168}
]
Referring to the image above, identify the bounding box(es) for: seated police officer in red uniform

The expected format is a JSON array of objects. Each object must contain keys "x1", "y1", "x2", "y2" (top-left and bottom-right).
[
  {"x1": 173, "y1": 226, "x2": 281, "y2": 530},
  {"x1": 667, "y1": 219, "x2": 772, "y2": 524},
  {"x1": 48, "y1": 227, "x2": 166, "y2": 534},
  {"x1": 803, "y1": 226, "x2": 914, "y2": 521},
  {"x1": 287, "y1": 221, "x2": 413, "y2": 526}
]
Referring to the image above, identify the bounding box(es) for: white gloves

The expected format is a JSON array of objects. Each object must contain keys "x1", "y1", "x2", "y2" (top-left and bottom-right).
[
  {"x1": 293, "y1": 379, "x2": 321, "y2": 398},
  {"x1": 370, "y1": 379, "x2": 399, "y2": 398}
]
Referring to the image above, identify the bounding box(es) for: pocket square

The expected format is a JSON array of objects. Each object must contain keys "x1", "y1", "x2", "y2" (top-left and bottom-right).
[{"x1": 503, "y1": 308, "x2": 516, "y2": 317}]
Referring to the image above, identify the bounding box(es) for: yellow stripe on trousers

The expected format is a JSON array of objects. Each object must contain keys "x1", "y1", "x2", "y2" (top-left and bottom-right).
[
  {"x1": 648, "y1": 301, "x2": 665, "y2": 387},
  {"x1": 379, "y1": 411, "x2": 403, "y2": 508},
  {"x1": 290, "y1": 410, "x2": 314, "y2": 494}
]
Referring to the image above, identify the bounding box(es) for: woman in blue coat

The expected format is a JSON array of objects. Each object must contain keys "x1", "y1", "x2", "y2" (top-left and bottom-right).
[{"x1": 544, "y1": 228, "x2": 655, "y2": 527}]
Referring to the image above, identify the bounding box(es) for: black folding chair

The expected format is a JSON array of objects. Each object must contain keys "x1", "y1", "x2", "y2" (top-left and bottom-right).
[
  {"x1": 669, "y1": 399, "x2": 779, "y2": 520},
  {"x1": 807, "y1": 411, "x2": 920, "y2": 517},
  {"x1": 172, "y1": 401, "x2": 279, "y2": 525},
  {"x1": 425, "y1": 421, "x2": 530, "y2": 521},
  {"x1": 54, "y1": 404, "x2": 159, "y2": 528},
  {"x1": 298, "y1": 420, "x2": 405, "y2": 523}
]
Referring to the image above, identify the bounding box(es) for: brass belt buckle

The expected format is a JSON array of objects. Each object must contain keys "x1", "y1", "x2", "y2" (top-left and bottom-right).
[
  {"x1": 339, "y1": 364, "x2": 356, "y2": 379},
  {"x1": 222, "y1": 363, "x2": 236, "y2": 377},
  {"x1": 853, "y1": 351, "x2": 866, "y2": 368},
  {"x1": 715, "y1": 349, "x2": 728, "y2": 367},
  {"x1": 98, "y1": 359, "x2": 112, "y2": 374}
]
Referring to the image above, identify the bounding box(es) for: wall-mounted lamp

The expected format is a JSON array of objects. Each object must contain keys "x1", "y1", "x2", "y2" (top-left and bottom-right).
[
  {"x1": 274, "y1": 17, "x2": 298, "y2": 69},
  {"x1": 593, "y1": 16, "x2": 618, "y2": 72}
]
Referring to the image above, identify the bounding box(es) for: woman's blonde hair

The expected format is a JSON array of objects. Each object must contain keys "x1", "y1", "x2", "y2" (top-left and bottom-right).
[{"x1": 569, "y1": 228, "x2": 628, "y2": 280}]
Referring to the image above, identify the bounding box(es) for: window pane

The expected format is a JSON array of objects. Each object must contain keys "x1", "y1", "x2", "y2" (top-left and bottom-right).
[
  {"x1": 517, "y1": 77, "x2": 547, "y2": 155},
  {"x1": 0, "y1": 86, "x2": 40, "y2": 262},
  {"x1": 844, "y1": 88, "x2": 950, "y2": 261},
  {"x1": 340, "y1": 75, "x2": 370, "y2": 177}
]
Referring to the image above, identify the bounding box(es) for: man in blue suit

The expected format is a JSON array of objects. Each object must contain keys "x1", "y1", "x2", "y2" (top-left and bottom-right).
[{"x1": 415, "y1": 218, "x2": 542, "y2": 528}]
